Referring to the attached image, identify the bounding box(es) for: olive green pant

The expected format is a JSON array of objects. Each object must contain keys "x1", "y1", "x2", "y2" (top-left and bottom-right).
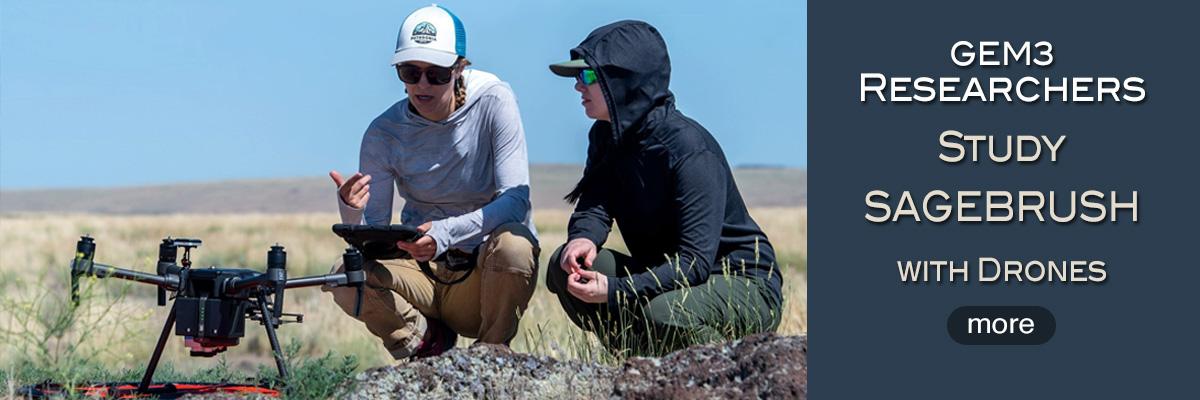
[
  {"x1": 324, "y1": 222, "x2": 539, "y2": 359},
  {"x1": 546, "y1": 245, "x2": 782, "y2": 356}
]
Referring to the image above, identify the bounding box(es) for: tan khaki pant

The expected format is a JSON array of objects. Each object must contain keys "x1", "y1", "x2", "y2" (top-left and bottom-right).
[{"x1": 323, "y1": 222, "x2": 539, "y2": 359}]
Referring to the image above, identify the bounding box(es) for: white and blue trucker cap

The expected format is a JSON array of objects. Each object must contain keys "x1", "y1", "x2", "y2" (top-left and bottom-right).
[{"x1": 392, "y1": 4, "x2": 466, "y2": 67}]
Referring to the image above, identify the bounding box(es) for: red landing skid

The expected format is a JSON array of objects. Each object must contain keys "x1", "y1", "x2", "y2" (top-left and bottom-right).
[{"x1": 19, "y1": 382, "x2": 280, "y2": 399}]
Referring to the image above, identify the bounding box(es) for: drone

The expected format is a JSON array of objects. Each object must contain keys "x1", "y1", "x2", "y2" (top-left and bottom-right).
[{"x1": 68, "y1": 235, "x2": 367, "y2": 394}]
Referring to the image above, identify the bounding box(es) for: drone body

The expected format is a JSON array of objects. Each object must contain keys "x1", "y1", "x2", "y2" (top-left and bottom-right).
[{"x1": 173, "y1": 266, "x2": 258, "y2": 355}]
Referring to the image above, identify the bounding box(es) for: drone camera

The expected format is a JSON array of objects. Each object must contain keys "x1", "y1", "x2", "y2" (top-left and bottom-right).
[{"x1": 185, "y1": 336, "x2": 239, "y2": 357}]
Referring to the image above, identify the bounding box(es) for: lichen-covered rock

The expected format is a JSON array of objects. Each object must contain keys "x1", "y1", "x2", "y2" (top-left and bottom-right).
[
  {"x1": 612, "y1": 334, "x2": 807, "y2": 399},
  {"x1": 341, "y1": 334, "x2": 806, "y2": 399},
  {"x1": 334, "y1": 334, "x2": 807, "y2": 399},
  {"x1": 342, "y1": 344, "x2": 617, "y2": 399}
]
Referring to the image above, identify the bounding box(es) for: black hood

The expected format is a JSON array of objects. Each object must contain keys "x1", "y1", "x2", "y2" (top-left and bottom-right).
[
  {"x1": 571, "y1": 20, "x2": 674, "y2": 145},
  {"x1": 564, "y1": 20, "x2": 674, "y2": 203}
]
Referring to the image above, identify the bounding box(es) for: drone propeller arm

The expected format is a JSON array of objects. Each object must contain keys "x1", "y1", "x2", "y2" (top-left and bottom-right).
[
  {"x1": 230, "y1": 248, "x2": 364, "y2": 318},
  {"x1": 221, "y1": 274, "x2": 259, "y2": 292},
  {"x1": 72, "y1": 258, "x2": 180, "y2": 289},
  {"x1": 226, "y1": 254, "x2": 364, "y2": 293},
  {"x1": 71, "y1": 236, "x2": 181, "y2": 307},
  {"x1": 280, "y1": 248, "x2": 367, "y2": 316},
  {"x1": 284, "y1": 248, "x2": 365, "y2": 289},
  {"x1": 284, "y1": 273, "x2": 352, "y2": 289}
]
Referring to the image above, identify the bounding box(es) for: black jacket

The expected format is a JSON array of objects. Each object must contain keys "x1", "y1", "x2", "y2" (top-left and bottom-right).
[{"x1": 564, "y1": 20, "x2": 782, "y2": 309}]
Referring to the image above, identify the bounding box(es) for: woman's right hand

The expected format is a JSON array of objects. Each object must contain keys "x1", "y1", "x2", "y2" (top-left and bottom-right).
[
  {"x1": 329, "y1": 170, "x2": 372, "y2": 209},
  {"x1": 560, "y1": 237, "x2": 597, "y2": 274}
]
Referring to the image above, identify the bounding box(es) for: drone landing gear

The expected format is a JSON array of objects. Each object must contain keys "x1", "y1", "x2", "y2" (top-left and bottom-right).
[
  {"x1": 257, "y1": 293, "x2": 290, "y2": 382},
  {"x1": 139, "y1": 303, "x2": 177, "y2": 393},
  {"x1": 136, "y1": 296, "x2": 293, "y2": 394}
]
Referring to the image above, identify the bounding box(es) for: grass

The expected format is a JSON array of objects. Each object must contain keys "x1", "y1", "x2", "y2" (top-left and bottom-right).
[
  {"x1": 1, "y1": 341, "x2": 357, "y2": 399},
  {"x1": 0, "y1": 208, "x2": 806, "y2": 396},
  {"x1": 0, "y1": 274, "x2": 142, "y2": 395}
]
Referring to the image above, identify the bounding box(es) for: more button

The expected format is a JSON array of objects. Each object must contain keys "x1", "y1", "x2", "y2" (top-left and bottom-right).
[{"x1": 947, "y1": 306, "x2": 1055, "y2": 345}]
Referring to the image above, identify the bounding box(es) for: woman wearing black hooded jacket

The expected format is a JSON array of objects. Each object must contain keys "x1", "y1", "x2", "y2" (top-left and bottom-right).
[{"x1": 545, "y1": 20, "x2": 784, "y2": 356}]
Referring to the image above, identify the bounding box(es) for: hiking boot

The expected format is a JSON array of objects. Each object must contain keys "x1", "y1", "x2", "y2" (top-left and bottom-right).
[{"x1": 411, "y1": 318, "x2": 457, "y2": 359}]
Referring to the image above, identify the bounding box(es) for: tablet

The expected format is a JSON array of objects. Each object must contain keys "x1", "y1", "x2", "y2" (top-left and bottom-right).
[{"x1": 331, "y1": 224, "x2": 424, "y2": 260}]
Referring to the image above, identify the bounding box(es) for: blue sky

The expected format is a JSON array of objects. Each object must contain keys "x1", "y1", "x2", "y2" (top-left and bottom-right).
[{"x1": 0, "y1": 0, "x2": 806, "y2": 189}]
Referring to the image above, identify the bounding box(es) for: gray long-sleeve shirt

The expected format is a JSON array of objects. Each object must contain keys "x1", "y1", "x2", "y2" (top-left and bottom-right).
[{"x1": 338, "y1": 69, "x2": 537, "y2": 258}]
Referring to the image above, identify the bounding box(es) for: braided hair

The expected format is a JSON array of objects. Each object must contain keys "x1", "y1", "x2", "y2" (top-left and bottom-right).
[
  {"x1": 454, "y1": 57, "x2": 469, "y2": 109},
  {"x1": 454, "y1": 71, "x2": 466, "y2": 109}
]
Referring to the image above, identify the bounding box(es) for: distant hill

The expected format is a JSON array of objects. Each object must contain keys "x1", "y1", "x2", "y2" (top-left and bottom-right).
[{"x1": 0, "y1": 164, "x2": 805, "y2": 214}]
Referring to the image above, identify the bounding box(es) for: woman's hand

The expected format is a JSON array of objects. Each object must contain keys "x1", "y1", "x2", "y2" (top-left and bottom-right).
[
  {"x1": 329, "y1": 171, "x2": 371, "y2": 209},
  {"x1": 560, "y1": 238, "x2": 597, "y2": 274},
  {"x1": 397, "y1": 222, "x2": 437, "y2": 262},
  {"x1": 566, "y1": 270, "x2": 608, "y2": 303}
]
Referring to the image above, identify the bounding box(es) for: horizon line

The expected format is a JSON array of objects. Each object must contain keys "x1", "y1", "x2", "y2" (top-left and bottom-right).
[{"x1": 0, "y1": 163, "x2": 807, "y2": 192}]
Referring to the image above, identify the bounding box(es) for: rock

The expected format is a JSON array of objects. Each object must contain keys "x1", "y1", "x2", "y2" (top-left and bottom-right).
[
  {"x1": 339, "y1": 334, "x2": 807, "y2": 400},
  {"x1": 342, "y1": 343, "x2": 617, "y2": 399},
  {"x1": 612, "y1": 333, "x2": 807, "y2": 399}
]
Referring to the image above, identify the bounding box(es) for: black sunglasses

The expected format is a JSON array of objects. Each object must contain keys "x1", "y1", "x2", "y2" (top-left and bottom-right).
[{"x1": 397, "y1": 63, "x2": 456, "y2": 85}]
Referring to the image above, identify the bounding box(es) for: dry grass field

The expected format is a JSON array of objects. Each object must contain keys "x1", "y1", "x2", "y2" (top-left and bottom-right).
[{"x1": 0, "y1": 208, "x2": 806, "y2": 376}]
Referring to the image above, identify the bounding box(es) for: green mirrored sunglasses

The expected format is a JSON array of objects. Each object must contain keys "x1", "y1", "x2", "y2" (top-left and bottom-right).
[{"x1": 577, "y1": 69, "x2": 598, "y2": 85}]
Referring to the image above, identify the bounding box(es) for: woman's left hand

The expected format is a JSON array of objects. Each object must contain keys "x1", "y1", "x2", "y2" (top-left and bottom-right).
[
  {"x1": 566, "y1": 270, "x2": 608, "y2": 303},
  {"x1": 397, "y1": 222, "x2": 438, "y2": 262}
]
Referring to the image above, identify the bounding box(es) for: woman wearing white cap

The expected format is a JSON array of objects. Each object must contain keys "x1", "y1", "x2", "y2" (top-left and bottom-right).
[{"x1": 323, "y1": 5, "x2": 539, "y2": 360}]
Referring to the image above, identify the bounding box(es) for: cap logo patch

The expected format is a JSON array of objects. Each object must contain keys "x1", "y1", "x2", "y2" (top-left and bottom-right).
[{"x1": 411, "y1": 22, "x2": 437, "y2": 44}]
